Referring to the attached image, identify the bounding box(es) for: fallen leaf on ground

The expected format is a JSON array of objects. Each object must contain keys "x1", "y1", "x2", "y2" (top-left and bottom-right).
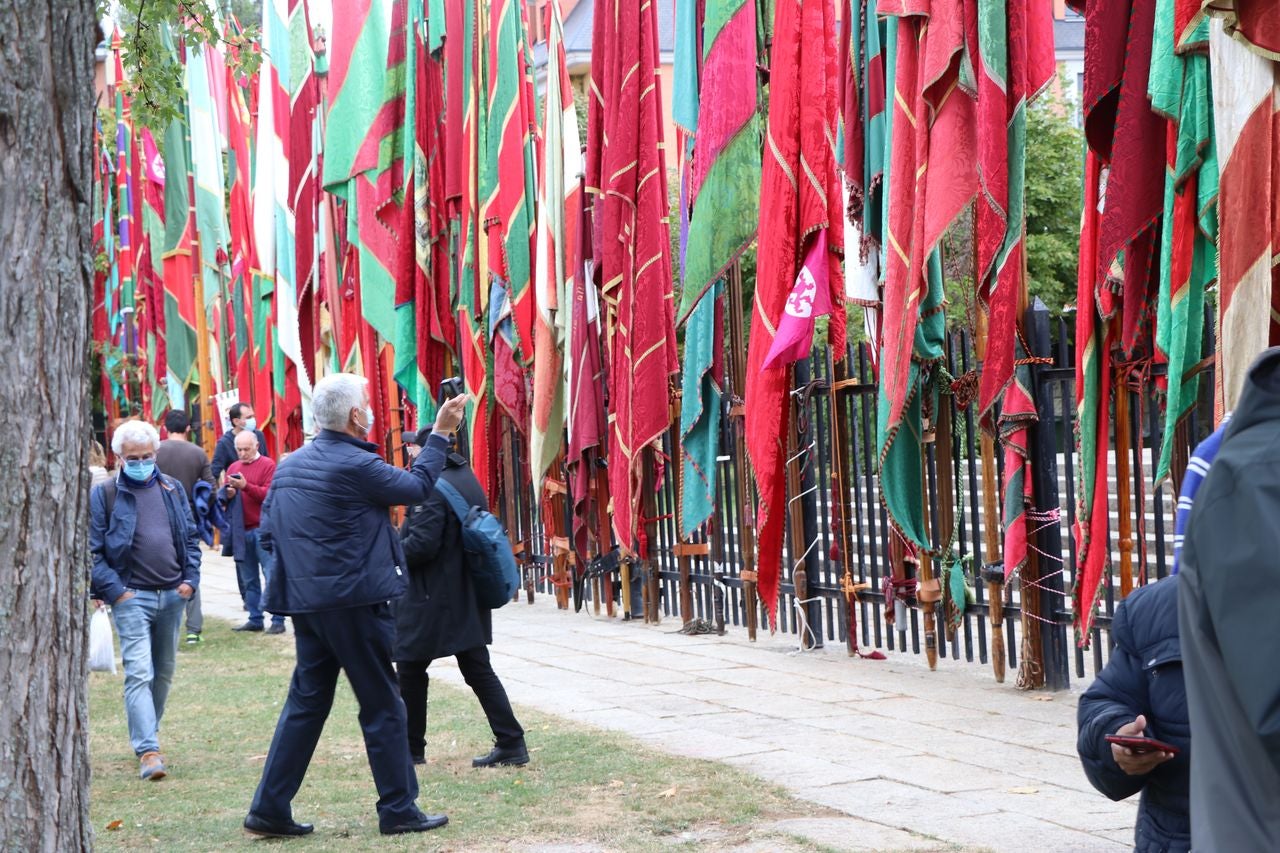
[
  {"x1": 608, "y1": 779, "x2": 624, "y2": 788},
  {"x1": 1005, "y1": 786, "x2": 1039, "y2": 795},
  {"x1": 658, "y1": 787, "x2": 677, "y2": 799},
  {"x1": 1032, "y1": 695, "x2": 1054, "y2": 702},
  {"x1": 106, "y1": 820, "x2": 123, "y2": 831}
]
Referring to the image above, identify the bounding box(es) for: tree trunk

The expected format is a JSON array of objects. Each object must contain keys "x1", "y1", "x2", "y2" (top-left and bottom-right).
[{"x1": 0, "y1": 0, "x2": 96, "y2": 847}]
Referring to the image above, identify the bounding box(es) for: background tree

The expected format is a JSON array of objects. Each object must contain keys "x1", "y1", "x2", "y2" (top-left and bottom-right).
[
  {"x1": 1024, "y1": 80, "x2": 1084, "y2": 315},
  {"x1": 0, "y1": 0, "x2": 97, "y2": 847}
]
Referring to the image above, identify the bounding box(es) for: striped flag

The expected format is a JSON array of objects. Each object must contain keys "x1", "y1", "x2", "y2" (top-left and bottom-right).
[
  {"x1": 1208, "y1": 18, "x2": 1280, "y2": 415},
  {"x1": 974, "y1": 0, "x2": 1054, "y2": 579},
  {"x1": 160, "y1": 112, "x2": 198, "y2": 396},
  {"x1": 530, "y1": 0, "x2": 582, "y2": 495},
  {"x1": 1151, "y1": 4, "x2": 1217, "y2": 483},
  {"x1": 257, "y1": 0, "x2": 307, "y2": 446},
  {"x1": 877, "y1": 0, "x2": 976, "y2": 551},
  {"x1": 483, "y1": 0, "x2": 540, "y2": 372},
  {"x1": 187, "y1": 41, "x2": 231, "y2": 395}
]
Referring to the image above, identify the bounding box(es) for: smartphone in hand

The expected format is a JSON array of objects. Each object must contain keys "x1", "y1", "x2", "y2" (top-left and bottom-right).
[{"x1": 1105, "y1": 734, "x2": 1180, "y2": 755}]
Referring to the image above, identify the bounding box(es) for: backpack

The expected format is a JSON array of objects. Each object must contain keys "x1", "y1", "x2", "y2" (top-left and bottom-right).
[{"x1": 434, "y1": 479, "x2": 519, "y2": 609}]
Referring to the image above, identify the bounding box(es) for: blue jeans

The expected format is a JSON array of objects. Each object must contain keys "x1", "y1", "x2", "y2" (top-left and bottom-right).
[
  {"x1": 236, "y1": 529, "x2": 284, "y2": 628},
  {"x1": 112, "y1": 588, "x2": 187, "y2": 755}
]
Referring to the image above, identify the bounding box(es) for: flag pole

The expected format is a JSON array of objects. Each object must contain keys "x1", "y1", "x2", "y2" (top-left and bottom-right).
[{"x1": 726, "y1": 259, "x2": 759, "y2": 641}]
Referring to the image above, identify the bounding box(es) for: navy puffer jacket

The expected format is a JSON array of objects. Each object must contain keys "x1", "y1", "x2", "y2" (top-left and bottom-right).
[
  {"x1": 1077, "y1": 575, "x2": 1189, "y2": 853},
  {"x1": 260, "y1": 429, "x2": 449, "y2": 614}
]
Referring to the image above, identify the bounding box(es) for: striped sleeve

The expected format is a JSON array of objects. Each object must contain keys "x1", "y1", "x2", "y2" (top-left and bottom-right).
[{"x1": 1172, "y1": 416, "x2": 1231, "y2": 574}]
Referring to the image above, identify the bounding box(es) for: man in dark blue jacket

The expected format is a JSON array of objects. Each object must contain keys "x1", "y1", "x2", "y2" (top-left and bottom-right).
[
  {"x1": 1077, "y1": 575, "x2": 1189, "y2": 852},
  {"x1": 90, "y1": 419, "x2": 202, "y2": 782},
  {"x1": 210, "y1": 401, "x2": 268, "y2": 481},
  {"x1": 243, "y1": 373, "x2": 468, "y2": 840}
]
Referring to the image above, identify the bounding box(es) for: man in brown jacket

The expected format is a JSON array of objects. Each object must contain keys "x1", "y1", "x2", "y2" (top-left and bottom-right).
[{"x1": 156, "y1": 409, "x2": 215, "y2": 644}]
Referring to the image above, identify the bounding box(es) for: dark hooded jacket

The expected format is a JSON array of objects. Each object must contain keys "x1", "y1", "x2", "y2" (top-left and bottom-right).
[
  {"x1": 393, "y1": 452, "x2": 492, "y2": 662},
  {"x1": 1178, "y1": 346, "x2": 1280, "y2": 850},
  {"x1": 1078, "y1": 575, "x2": 1189, "y2": 853}
]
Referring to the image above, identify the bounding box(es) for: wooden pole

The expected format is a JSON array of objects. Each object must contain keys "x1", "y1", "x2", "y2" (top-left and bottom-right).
[
  {"x1": 189, "y1": 172, "x2": 215, "y2": 458},
  {"x1": 918, "y1": 443, "x2": 939, "y2": 670},
  {"x1": 934, "y1": 388, "x2": 957, "y2": 646},
  {"x1": 726, "y1": 261, "x2": 759, "y2": 640},
  {"x1": 1114, "y1": 376, "x2": 1135, "y2": 599},
  {"x1": 830, "y1": 357, "x2": 862, "y2": 656},
  {"x1": 974, "y1": 311, "x2": 1006, "y2": 683}
]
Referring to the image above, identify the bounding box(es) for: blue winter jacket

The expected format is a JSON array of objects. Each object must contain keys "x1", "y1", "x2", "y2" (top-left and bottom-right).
[
  {"x1": 1078, "y1": 575, "x2": 1189, "y2": 853},
  {"x1": 259, "y1": 429, "x2": 450, "y2": 615},
  {"x1": 89, "y1": 472, "x2": 203, "y2": 604}
]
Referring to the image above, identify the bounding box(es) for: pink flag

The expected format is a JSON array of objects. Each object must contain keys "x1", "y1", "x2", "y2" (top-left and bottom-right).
[{"x1": 762, "y1": 230, "x2": 832, "y2": 370}]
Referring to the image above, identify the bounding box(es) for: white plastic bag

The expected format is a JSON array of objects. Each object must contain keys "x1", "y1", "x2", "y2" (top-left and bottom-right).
[{"x1": 89, "y1": 608, "x2": 117, "y2": 674}]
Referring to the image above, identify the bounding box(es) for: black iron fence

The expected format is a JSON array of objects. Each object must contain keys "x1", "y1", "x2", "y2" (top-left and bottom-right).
[{"x1": 507, "y1": 301, "x2": 1215, "y2": 690}]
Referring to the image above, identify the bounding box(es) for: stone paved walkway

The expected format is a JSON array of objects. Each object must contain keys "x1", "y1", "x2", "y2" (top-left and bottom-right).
[{"x1": 197, "y1": 550, "x2": 1135, "y2": 852}]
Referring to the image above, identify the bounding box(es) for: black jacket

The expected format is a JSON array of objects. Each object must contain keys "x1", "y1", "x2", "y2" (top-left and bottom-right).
[
  {"x1": 211, "y1": 427, "x2": 268, "y2": 480},
  {"x1": 393, "y1": 453, "x2": 492, "y2": 663},
  {"x1": 1078, "y1": 575, "x2": 1189, "y2": 853},
  {"x1": 1179, "y1": 347, "x2": 1280, "y2": 849},
  {"x1": 260, "y1": 429, "x2": 449, "y2": 615}
]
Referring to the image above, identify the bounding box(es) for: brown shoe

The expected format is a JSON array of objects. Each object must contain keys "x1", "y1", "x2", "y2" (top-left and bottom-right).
[{"x1": 139, "y1": 751, "x2": 167, "y2": 781}]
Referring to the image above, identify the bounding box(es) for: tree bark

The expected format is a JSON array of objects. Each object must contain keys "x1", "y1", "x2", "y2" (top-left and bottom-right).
[{"x1": 0, "y1": 0, "x2": 96, "y2": 848}]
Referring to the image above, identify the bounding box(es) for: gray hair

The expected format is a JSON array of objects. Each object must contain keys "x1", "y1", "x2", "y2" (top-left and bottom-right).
[
  {"x1": 312, "y1": 373, "x2": 368, "y2": 431},
  {"x1": 111, "y1": 420, "x2": 161, "y2": 455}
]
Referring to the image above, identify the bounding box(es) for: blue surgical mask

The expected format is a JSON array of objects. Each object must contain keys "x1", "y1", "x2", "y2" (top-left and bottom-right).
[
  {"x1": 243, "y1": 417, "x2": 257, "y2": 432},
  {"x1": 124, "y1": 459, "x2": 156, "y2": 481}
]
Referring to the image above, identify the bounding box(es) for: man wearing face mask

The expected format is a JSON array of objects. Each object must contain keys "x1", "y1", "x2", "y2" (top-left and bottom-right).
[
  {"x1": 90, "y1": 420, "x2": 203, "y2": 782},
  {"x1": 211, "y1": 401, "x2": 269, "y2": 482},
  {"x1": 243, "y1": 373, "x2": 470, "y2": 839}
]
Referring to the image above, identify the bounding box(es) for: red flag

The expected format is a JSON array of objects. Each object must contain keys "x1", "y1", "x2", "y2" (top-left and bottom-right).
[
  {"x1": 745, "y1": 0, "x2": 845, "y2": 625},
  {"x1": 585, "y1": 0, "x2": 679, "y2": 552}
]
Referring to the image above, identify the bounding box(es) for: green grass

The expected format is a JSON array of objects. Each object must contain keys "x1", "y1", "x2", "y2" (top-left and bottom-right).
[{"x1": 90, "y1": 621, "x2": 834, "y2": 851}]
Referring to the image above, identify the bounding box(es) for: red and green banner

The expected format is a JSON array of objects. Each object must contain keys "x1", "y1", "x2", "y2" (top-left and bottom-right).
[
  {"x1": 745, "y1": 0, "x2": 845, "y2": 624},
  {"x1": 530, "y1": 0, "x2": 581, "y2": 494},
  {"x1": 586, "y1": 0, "x2": 680, "y2": 553}
]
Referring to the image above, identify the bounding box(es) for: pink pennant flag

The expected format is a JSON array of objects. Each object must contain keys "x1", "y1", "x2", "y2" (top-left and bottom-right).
[{"x1": 762, "y1": 229, "x2": 832, "y2": 370}]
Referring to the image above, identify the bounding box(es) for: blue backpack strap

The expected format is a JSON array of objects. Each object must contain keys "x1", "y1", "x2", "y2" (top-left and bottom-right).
[{"x1": 434, "y1": 478, "x2": 471, "y2": 522}]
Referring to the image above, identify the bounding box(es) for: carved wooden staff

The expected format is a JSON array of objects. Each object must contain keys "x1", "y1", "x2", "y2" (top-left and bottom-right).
[
  {"x1": 918, "y1": 431, "x2": 940, "y2": 670},
  {"x1": 671, "y1": 389, "x2": 702, "y2": 625},
  {"x1": 934, "y1": 382, "x2": 958, "y2": 643},
  {"x1": 1114, "y1": 375, "x2": 1135, "y2": 599},
  {"x1": 974, "y1": 311, "x2": 1007, "y2": 683},
  {"x1": 830, "y1": 356, "x2": 861, "y2": 655},
  {"x1": 727, "y1": 261, "x2": 759, "y2": 640}
]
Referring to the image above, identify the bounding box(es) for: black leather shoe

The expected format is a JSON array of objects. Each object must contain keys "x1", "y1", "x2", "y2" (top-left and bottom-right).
[
  {"x1": 232, "y1": 622, "x2": 264, "y2": 632},
  {"x1": 472, "y1": 744, "x2": 530, "y2": 768},
  {"x1": 380, "y1": 812, "x2": 449, "y2": 834},
  {"x1": 243, "y1": 813, "x2": 314, "y2": 838},
  {"x1": 265, "y1": 623, "x2": 286, "y2": 635},
  {"x1": 410, "y1": 753, "x2": 426, "y2": 766}
]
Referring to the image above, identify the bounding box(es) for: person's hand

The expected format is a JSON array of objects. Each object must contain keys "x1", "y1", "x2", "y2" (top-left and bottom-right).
[
  {"x1": 93, "y1": 599, "x2": 105, "y2": 610},
  {"x1": 177, "y1": 583, "x2": 194, "y2": 600},
  {"x1": 229, "y1": 473, "x2": 247, "y2": 489},
  {"x1": 433, "y1": 393, "x2": 470, "y2": 434},
  {"x1": 1111, "y1": 715, "x2": 1175, "y2": 776},
  {"x1": 114, "y1": 590, "x2": 135, "y2": 605},
  {"x1": 405, "y1": 443, "x2": 422, "y2": 460}
]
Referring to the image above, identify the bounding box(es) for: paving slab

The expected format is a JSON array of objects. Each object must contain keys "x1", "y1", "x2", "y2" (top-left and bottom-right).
[{"x1": 195, "y1": 551, "x2": 1139, "y2": 852}]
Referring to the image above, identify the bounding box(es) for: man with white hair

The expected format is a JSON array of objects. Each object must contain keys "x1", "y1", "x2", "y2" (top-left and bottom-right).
[
  {"x1": 90, "y1": 419, "x2": 203, "y2": 782},
  {"x1": 243, "y1": 374, "x2": 469, "y2": 839}
]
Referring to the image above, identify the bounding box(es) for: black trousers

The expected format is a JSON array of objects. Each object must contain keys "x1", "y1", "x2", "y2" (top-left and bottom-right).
[
  {"x1": 250, "y1": 604, "x2": 420, "y2": 828},
  {"x1": 397, "y1": 645, "x2": 525, "y2": 758}
]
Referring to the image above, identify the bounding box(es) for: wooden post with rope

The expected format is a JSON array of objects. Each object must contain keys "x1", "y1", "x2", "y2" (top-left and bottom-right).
[
  {"x1": 829, "y1": 356, "x2": 867, "y2": 656},
  {"x1": 934, "y1": 381, "x2": 958, "y2": 645}
]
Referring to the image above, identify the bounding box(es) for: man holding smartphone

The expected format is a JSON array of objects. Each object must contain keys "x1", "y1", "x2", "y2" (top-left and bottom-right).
[{"x1": 1076, "y1": 575, "x2": 1189, "y2": 852}]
